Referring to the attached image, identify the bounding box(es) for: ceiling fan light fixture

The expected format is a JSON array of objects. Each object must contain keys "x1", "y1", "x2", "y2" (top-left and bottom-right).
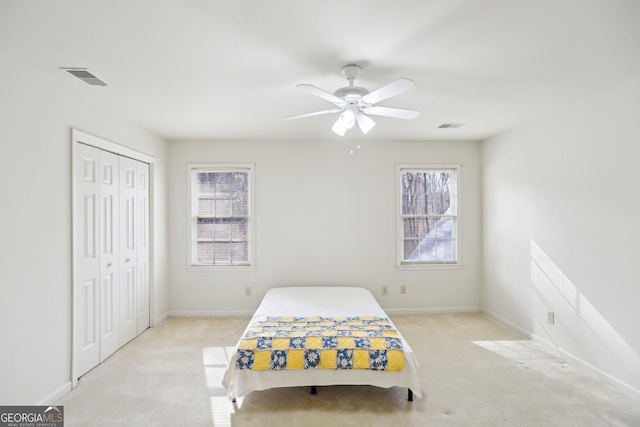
[
  {"x1": 340, "y1": 106, "x2": 356, "y2": 127},
  {"x1": 357, "y1": 112, "x2": 376, "y2": 134},
  {"x1": 331, "y1": 116, "x2": 349, "y2": 136}
]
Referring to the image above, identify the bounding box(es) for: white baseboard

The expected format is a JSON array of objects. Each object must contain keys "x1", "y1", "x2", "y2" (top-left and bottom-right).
[
  {"x1": 386, "y1": 306, "x2": 482, "y2": 315},
  {"x1": 169, "y1": 307, "x2": 480, "y2": 318},
  {"x1": 531, "y1": 334, "x2": 640, "y2": 397},
  {"x1": 169, "y1": 310, "x2": 254, "y2": 317},
  {"x1": 153, "y1": 311, "x2": 170, "y2": 326},
  {"x1": 482, "y1": 308, "x2": 640, "y2": 398},
  {"x1": 481, "y1": 307, "x2": 532, "y2": 338},
  {"x1": 39, "y1": 381, "x2": 72, "y2": 405}
]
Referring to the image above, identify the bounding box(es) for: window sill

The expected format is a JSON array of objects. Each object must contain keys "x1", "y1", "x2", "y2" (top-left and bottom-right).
[
  {"x1": 187, "y1": 265, "x2": 256, "y2": 272},
  {"x1": 396, "y1": 263, "x2": 462, "y2": 271}
]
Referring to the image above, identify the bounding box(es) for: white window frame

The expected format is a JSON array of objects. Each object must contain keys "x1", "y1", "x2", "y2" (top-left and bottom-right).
[
  {"x1": 187, "y1": 163, "x2": 255, "y2": 271},
  {"x1": 396, "y1": 164, "x2": 462, "y2": 270}
]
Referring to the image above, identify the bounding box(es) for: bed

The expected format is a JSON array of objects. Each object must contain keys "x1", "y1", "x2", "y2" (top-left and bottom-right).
[{"x1": 222, "y1": 286, "x2": 422, "y2": 401}]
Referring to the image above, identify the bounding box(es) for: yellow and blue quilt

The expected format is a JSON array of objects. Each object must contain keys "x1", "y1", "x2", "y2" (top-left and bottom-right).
[{"x1": 235, "y1": 316, "x2": 405, "y2": 372}]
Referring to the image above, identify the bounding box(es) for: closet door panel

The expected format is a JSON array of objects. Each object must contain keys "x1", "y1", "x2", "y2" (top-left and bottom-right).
[
  {"x1": 119, "y1": 156, "x2": 138, "y2": 346},
  {"x1": 136, "y1": 161, "x2": 150, "y2": 334},
  {"x1": 73, "y1": 143, "x2": 101, "y2": 377},
  {"x1": 99, "y1": 150, "x2": 120, "y2": 361}
]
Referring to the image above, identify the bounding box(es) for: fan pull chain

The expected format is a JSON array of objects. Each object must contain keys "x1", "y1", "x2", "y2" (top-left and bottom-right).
[{"x1": 349, "y1": 127, "x2": 361, "y2": 155}]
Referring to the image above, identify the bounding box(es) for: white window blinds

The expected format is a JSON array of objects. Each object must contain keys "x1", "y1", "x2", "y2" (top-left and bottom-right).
[{"x1": 191, "y1": 166, "x2": 253, "y2": 267}]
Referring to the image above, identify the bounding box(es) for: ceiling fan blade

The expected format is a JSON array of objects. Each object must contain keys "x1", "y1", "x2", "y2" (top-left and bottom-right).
[
  {"x1": 297, "y1": 84, "x2": 344, "y2": 104},
  {"x1": 365, "y1": 106, "x2": 420, "y2": 120},
  {"x1": 357, "y1": 113, "x2": 376, "y2": 134},
  {"x1": 361, "y1": 78, "x2": 416, "y2": 105},
  {"x1": 284, "y1": 108, "x2": 342, "y2": 120}
]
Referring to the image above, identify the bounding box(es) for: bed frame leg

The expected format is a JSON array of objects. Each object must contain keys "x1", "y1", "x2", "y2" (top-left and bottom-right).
[
  {"x1": 311, "y1": 386, "x2": 317, "y2": 395},
  {"x1": 408, "y1": 389, "x2": 413, "y2": 401}
]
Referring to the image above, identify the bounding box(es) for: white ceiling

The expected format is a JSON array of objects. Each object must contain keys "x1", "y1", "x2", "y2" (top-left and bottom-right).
[{"x1": 1, "y1": 0, "x2": 639, "y2": 142}]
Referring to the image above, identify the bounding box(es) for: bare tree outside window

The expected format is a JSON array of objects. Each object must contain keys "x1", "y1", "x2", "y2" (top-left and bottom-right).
[{"x1": 400, "y1": 169, "x2": 457, "y2": 263}]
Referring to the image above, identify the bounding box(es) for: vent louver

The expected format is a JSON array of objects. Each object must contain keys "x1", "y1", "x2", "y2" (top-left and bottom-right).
[{"x1": 61, "y1": 68, "x2": 108, "y2": 86}]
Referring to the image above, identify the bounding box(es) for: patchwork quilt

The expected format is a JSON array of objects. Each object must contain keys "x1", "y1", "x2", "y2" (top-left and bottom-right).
[{"x1": 235, "y1": 316, "x2": 405, "y2": 372}]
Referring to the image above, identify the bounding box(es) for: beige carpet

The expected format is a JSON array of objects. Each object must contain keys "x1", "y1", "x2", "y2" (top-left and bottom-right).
[{"x1": 57, "y1": 313, "x2": 640, "y2": 426}]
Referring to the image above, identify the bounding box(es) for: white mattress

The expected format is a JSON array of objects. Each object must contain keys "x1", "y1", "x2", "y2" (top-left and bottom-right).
[{"x1": 222, "y1": 286, "x2": 422, "y2": 400}]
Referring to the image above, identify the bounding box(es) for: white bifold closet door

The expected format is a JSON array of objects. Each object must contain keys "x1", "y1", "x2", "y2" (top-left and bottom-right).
[
  {"x1": 136, "y1": 161, "x2": 150, "y2": 334},
  {"x1": 118, "y1": 157, "x2": 150, "y2": 346},
  {"x1": 73, "y1": 143, "x2": 149, "y2": 379},
  {"x1": 99, "y1": 150, "x2": 121, "y2": 361}
]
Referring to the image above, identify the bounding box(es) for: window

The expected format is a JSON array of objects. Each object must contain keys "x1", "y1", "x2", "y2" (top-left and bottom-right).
[
  {"x1": 397, "y1": 165, "x2": 459, "y2": 267},
  {"x1": 189, "y1": 164, "x2": 254, "y2": 268}
]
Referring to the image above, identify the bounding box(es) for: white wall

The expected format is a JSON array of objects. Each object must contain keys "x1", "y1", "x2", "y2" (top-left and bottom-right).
[
  {"x1": 0, "y1": 53, "x2": 169, "y2": 404},
  {"x1": 482, "y1": 75, "x2": 640, "y2": 393},
  {"x1": 167, "y1": 138, "x2": 482, "y2": 315}
]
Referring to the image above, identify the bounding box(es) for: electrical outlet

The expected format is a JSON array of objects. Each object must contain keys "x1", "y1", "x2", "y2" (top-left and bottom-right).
[
  {"x1": 400, "y1": 285, "x2": 407, "y2": 294},
  {"x1": 547, "y1": 311, "x2": 554, "y2": 324},
  {"x1": 245, "y1": 287, "x2": 252, "y2": 297},
  {"x1": 381, "y1": 286, "x2": 388, "y2": 295}
]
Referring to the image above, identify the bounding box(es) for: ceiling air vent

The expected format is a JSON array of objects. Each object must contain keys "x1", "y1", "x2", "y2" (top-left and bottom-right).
[
  {"x1": 61, "y1": 68, "x2": 108, "y2": 86},
  {"x1": 438, "y1": 123, "x2": 465, "y2": 129}
]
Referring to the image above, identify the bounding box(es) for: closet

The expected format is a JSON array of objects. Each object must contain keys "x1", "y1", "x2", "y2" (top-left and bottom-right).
[{"x1": 72, "y1": 137, "x2": 150, "y2": 381}]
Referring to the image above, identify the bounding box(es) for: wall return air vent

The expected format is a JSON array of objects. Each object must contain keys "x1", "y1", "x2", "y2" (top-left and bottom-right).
[{"x1": 61, "y1": 68, "x2": 108, "y2": 86}]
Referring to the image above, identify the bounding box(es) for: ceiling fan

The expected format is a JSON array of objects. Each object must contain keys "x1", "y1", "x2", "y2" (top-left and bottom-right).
[{"x1": 285, "y1": 64, "x2": 420, "y2": 136}]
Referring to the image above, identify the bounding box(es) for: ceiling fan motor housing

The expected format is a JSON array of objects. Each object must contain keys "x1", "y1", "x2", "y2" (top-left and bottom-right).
[
  {"x1": 334, "y1": 86, "x2": 370, "y2": 104},
  {"x1": 336, "y1": 64, "x2": 369, "y2": 105}
]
